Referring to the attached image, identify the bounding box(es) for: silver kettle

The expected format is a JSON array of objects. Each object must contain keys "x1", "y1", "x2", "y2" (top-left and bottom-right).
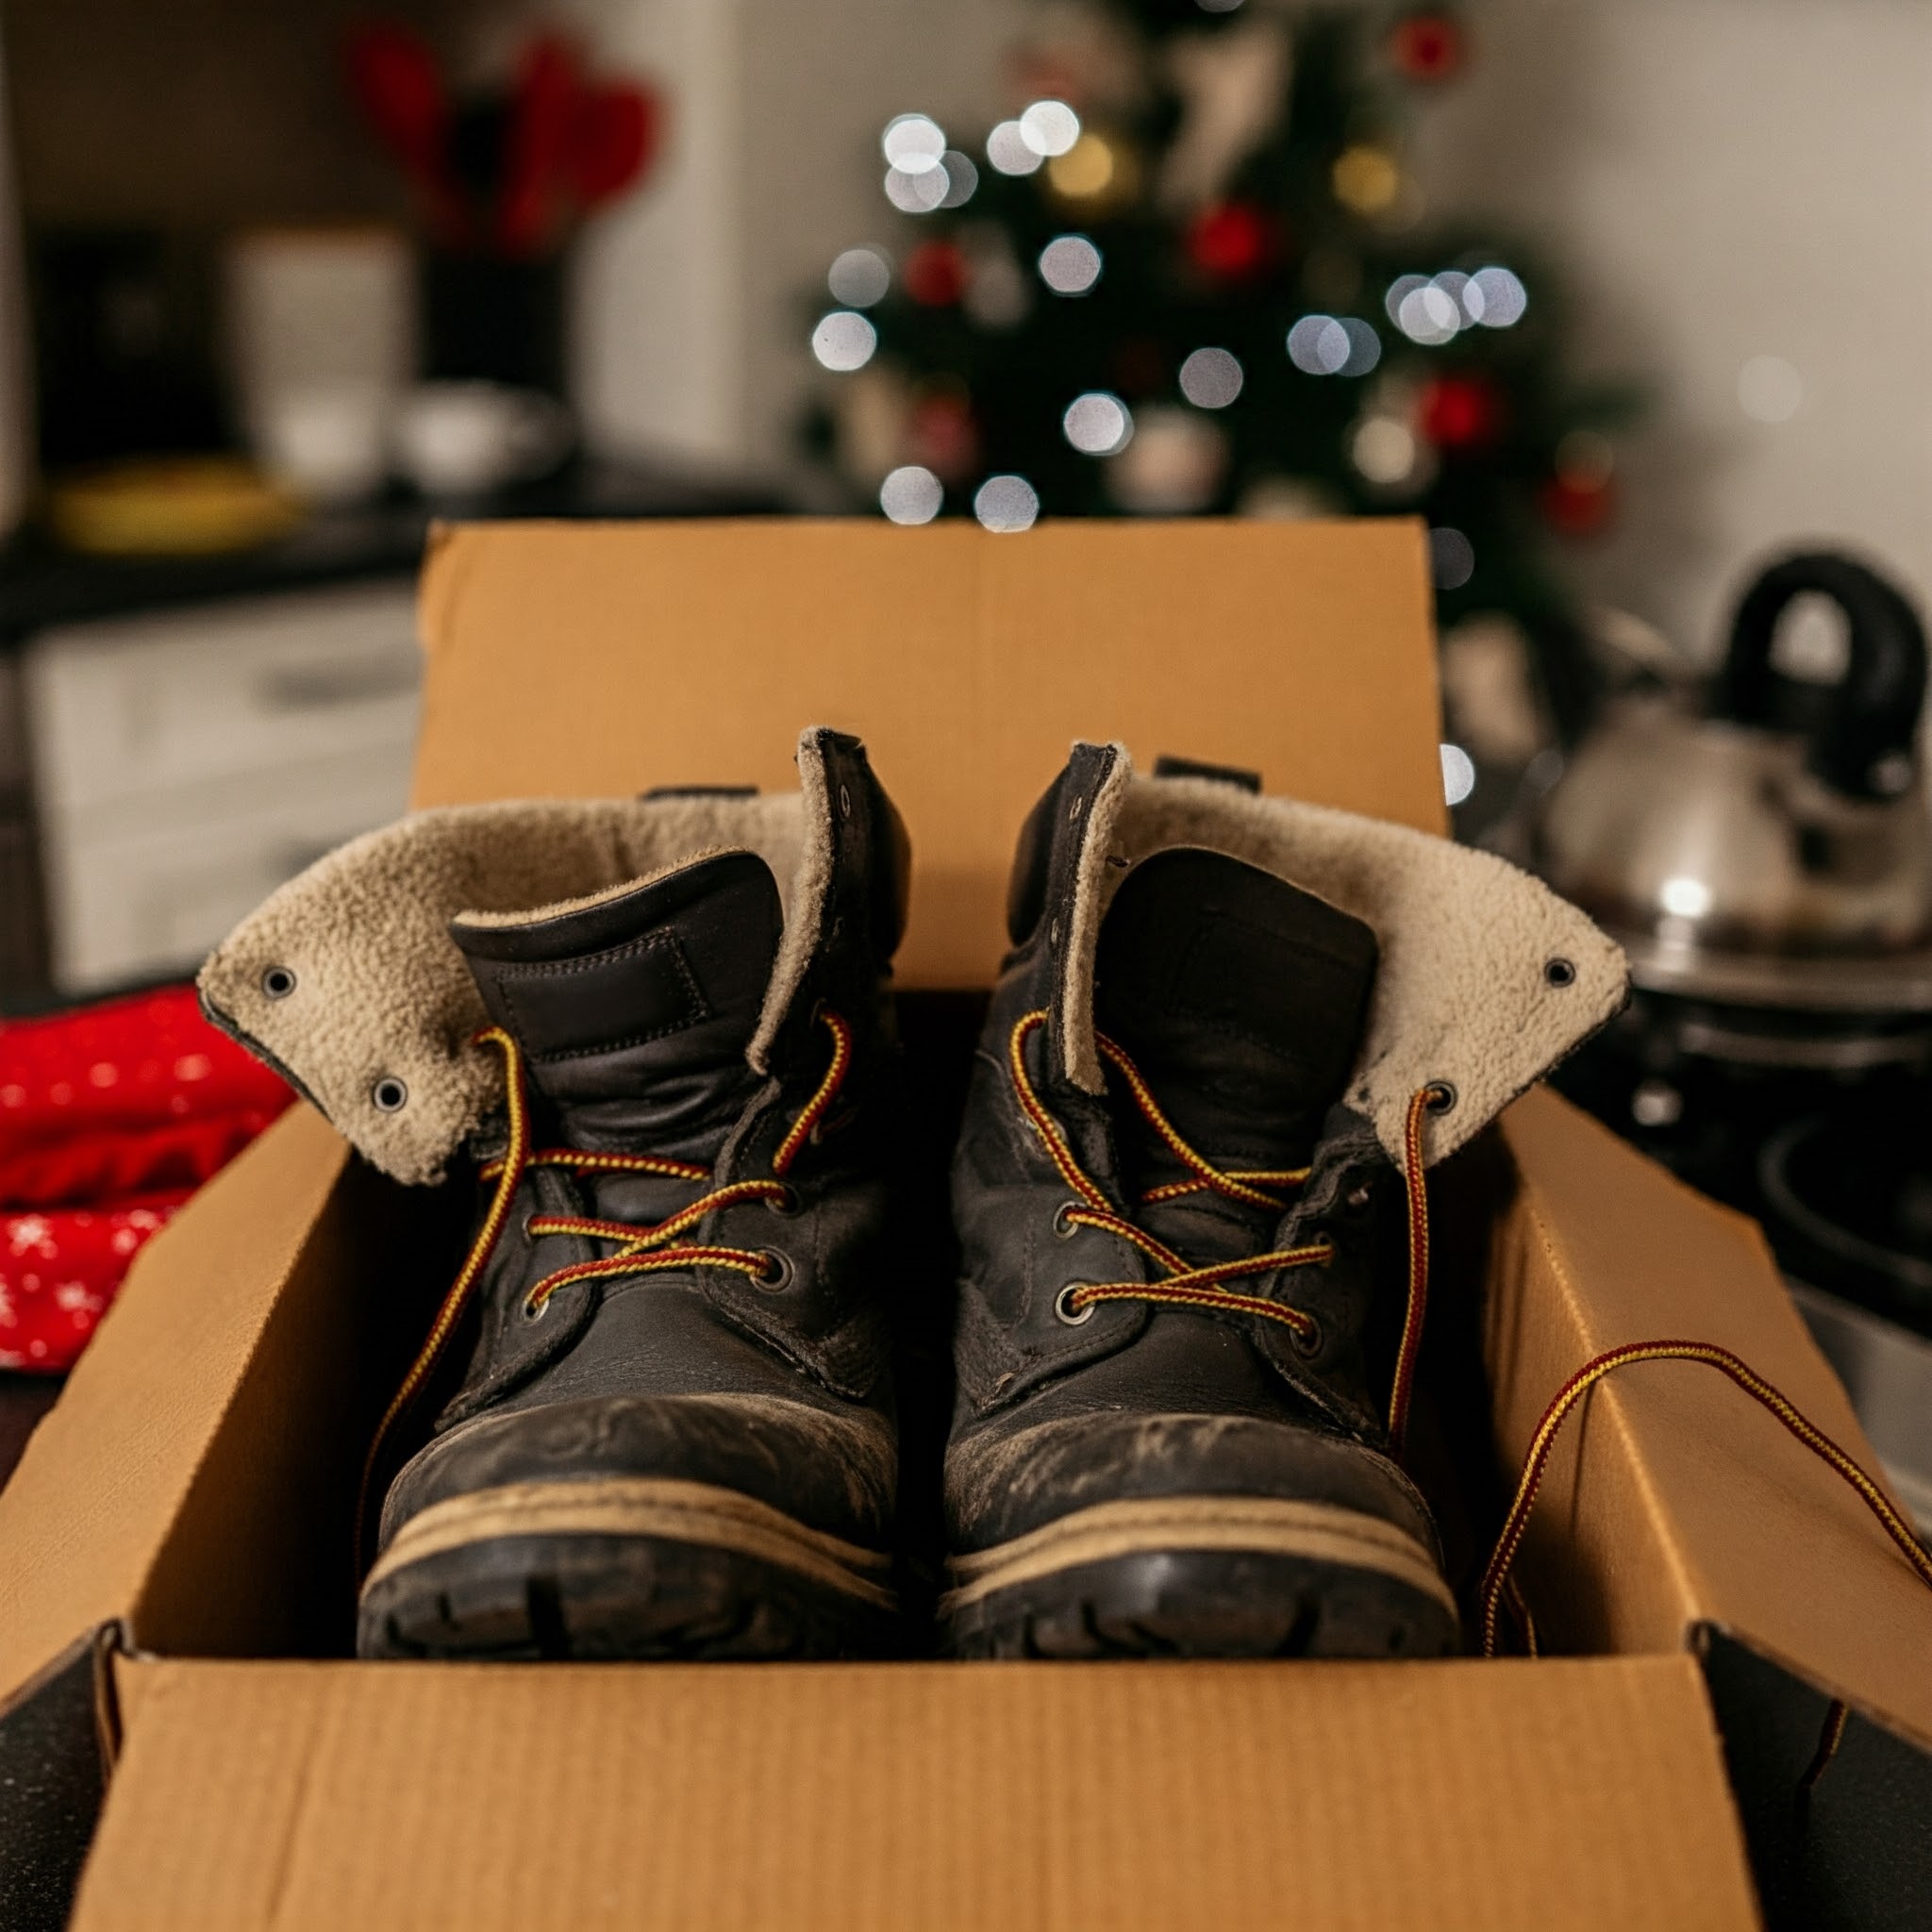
[{"x1": 1535, "y1": 552, "x2": 1932, "y2": 1010}]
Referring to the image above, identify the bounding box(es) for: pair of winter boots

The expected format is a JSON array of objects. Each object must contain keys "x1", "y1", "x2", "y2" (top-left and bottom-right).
[{"x1": 201, "y1": 728, "x2": 1624, "y2": 1661}]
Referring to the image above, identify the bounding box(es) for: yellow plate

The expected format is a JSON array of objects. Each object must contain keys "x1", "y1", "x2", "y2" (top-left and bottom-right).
[{"x1": 47, "y1": 457, "x2": 306, "y2": 557}]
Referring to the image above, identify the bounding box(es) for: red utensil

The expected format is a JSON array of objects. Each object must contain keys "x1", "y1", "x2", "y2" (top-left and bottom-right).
[
  {"x1": 497, "y1": 33, "x2": 587, "y2": 257},
  {"x1": 567, "y1": 82, "x2": 662, "y2": 212},
  {"x1": 344, "y1": 24, "x2": 467, "y2": 243}
]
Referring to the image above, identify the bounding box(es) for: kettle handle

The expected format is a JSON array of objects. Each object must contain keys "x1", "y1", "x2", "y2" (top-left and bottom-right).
[{"x1": 1711, "y1": 551, "x2": 1926, "y2": 799}]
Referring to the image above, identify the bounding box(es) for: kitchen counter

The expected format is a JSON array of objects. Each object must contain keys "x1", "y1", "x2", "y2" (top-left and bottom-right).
[{"x1": 0, "y1": 456, "x2": 784, "y2": 642}]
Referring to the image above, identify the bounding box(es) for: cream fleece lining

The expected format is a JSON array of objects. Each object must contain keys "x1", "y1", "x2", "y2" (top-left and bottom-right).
[
  {"x1": 198, "y1": 735, "x2": 836, "y2": 1186},
  {"x1": 1060, "y1": 755, "x2": 1628, "y2": 1168}
]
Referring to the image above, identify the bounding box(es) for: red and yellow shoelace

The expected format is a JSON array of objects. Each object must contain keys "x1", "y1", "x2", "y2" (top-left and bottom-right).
[
  {"x1": 356, "y1": 1008, "x2": 852, "y2": 1556},
  {"x1": 1008, "y1": 1008, "x2": 1437, "y2": 1454},
  {"x1": 1478, "y1": 1339, "x2": 1932, "y2": 1791},
  {"x1": 1477, "y1": 1339, "x2": 1932, "y2": 1661},
  {"x1": 1015, "y1": 1004, "x2": 1932, "y2": 1790}
]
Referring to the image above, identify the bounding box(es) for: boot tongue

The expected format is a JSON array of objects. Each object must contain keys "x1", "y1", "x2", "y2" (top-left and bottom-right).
[
  {"x1": 451, "y1": 849, "x2": 783, "y2": 1144},
  {"x1": 1094, "y1": 848, "x2": 1378, "y2": 1189}
]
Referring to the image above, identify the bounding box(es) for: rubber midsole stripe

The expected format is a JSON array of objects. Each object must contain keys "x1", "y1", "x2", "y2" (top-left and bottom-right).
[
  {"x1": 363, "y1": 1475, "x2": 896, "y2": 1610},
  {"x1": 940, "y1": 1493, "x2": 1456, "y2": 1617}
]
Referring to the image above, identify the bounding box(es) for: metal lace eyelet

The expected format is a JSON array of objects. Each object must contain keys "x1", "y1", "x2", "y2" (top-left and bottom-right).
[
  {"x1": 522, "y1": 1291, "x2": 548, "y2": 1324},
  {"x1": 260, "y1": 964, "x2": 296, "y2": 1000},
  {"x1": 765, "y1": 1185, "x2": 802, "y2": 1218},
  {"x1": 1291, "y1": 1313, "x2": 1324, "y2": 1357},
  {"x1": 838, "y1": 783, "x2": 853, "y2": 819},
  {"x1": 1344, "y1": 1184, "x2": 1373, "y2": 1213},
  {"x1": 1544, "y1": 958, "x2": 1576, "y2": 988},
  {"x1": 1424, "y1": 1082, "x2": 1457, "y2": 1115},
  {"x1": 1051, "y1": 1200, "x2": 1081, "y2": 1240},
  {"x1": 372, "y1": 1075, "x2": 408, "y2": 1113},
  {"x1": 1054, "y1": 1282, "x2": 1096, "y2": 1326},
  {"x1": 754, "y1": 1248, "x2": 795, "y2": 1292}
]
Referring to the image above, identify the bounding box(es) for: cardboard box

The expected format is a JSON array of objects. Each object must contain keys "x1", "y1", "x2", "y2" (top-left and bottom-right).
[{"x1": 2, "y1": 520, "x2": 1927, "y2": 1930}]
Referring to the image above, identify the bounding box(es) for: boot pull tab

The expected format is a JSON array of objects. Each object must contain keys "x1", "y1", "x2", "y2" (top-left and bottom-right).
[
  {"x1": 812, "y1": 729, "x2": 908, "y2": 961},
  {"x1": 1008, "y1": 741, "x2": 1123, "y2": 946},
  {"x1": 1034, "y1": 742, "x2": 1124, "y2": 1091},
  {"x1": 774, "y1": 730, "x2": 906, "y2": 1074}
]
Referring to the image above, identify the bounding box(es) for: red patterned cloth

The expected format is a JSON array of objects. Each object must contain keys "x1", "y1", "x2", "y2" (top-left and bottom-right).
[{"x1": 0, "y1": 986, "x2": 290, "y2": 1371}]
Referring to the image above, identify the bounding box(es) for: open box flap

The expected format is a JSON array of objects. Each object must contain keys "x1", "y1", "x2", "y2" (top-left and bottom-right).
[
  {"x1": 1493, "y1": 1085, "x2": 1932, "y2": 1752},
  {"x1": 410, "y1": 518, "x2": 1448, "y2": 989},
  {"x1": 0, "y1": 1107, "x2": 354, "y2": 1711},
  {"x1": 73, "y1": 1653, "x2": 1757, "y2": 1932}
]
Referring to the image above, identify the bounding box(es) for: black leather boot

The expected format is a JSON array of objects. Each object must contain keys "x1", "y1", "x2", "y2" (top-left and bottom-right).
[
  {"x1": 939, "y1": 744, "x2": 1626, "y2": 1657},
  {"x1": 200, "y1": 728, "x2": 910, "y2": 1660}
]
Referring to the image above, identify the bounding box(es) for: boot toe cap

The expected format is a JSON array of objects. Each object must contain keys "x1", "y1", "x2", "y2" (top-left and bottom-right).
[
  {"x1": 945, "y1": 1407, "x2": 1439, "y2": 1559},
  {"x1": 381, "y1": 1390, "x2": 896, "y2": 1555}
]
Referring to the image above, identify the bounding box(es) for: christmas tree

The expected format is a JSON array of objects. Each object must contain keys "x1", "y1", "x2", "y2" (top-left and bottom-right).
[{"x1": 802, "y1": 2, "x2": 1639, "y2": 759}]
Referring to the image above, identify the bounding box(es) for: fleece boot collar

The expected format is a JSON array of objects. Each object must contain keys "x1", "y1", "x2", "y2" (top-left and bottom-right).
[
  {"x1": 1032, "y1": 742, "x2": 1628, "y2": 1168},
  {"x1": 198, "y1": 726, "x2": 903, "y2": 1186}
]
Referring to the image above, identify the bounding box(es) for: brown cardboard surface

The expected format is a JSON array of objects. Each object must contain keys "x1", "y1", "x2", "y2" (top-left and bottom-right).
[
  {"x1": 1493, "y1": 1086, "x2": 1932, "y2": 1749},
  {"x1": 410, "y1": 519, "x2": 1446, "y2": 988},
  {"x1": 0, "y1": 1107, "x2": 352, "y2": 1710},
  {"x1": 75, "y1": 1653, "x2": 1757, "y2": 1932}
]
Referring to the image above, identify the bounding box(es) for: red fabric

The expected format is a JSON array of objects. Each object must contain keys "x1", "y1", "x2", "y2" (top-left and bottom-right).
[
  {"x1": 0, "y1": 986, "x2": 291, "y2": 1373},
  {"x1": 0, "y1": 1196, "x2": 190, "y2": 1370},
  {"x1": 0, "y1": 1108, "x2": 283, "y2": 1208}
]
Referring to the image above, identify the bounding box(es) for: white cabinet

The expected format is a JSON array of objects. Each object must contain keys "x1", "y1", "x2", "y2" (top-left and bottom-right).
[{"x1": 24, "y1": 579, "x2": 421, "y2": 991}]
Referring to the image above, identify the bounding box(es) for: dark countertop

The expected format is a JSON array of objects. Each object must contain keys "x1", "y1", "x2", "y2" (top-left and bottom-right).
[{"x1": 0, "y1": 455, "x2": 787, "y2": 642}]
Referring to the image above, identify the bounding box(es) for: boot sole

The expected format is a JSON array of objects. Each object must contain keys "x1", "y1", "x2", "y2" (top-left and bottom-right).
[
  {"x1": 937, "y1": 1494, "x2": 1459, "y2": 1659},
  {"x1": 358, "y1": 1475, "x2": 898, "y2": 1661}
]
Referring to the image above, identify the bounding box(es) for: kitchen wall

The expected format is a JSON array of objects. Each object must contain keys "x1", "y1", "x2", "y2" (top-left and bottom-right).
[{"x1": 1415, "y1": 0, "x2": 1932, "y2": 665}]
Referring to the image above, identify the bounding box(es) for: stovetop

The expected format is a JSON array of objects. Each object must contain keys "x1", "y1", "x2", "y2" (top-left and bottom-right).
[{"x1": 1553, "y1": 986, "x2": 1932, "y2": 1339}]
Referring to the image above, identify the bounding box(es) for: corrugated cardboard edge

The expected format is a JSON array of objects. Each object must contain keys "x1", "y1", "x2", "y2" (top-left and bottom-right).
[
  {"x1": 1492, "y1": 1086, "x2": 1932, "y2": 1753},
  {"x1": 413, "y1": 517, "x2": 464, "y2": 665},
  {"x1": 0, "y1": 1106, "x2": 353, "y2": 1714},
  {"x1": 407, "y1": 519, "x2": 1450, "y2": 994},
  {"x1": 75, "y1": 1654, "x2": 1758, "y2": 1932}
]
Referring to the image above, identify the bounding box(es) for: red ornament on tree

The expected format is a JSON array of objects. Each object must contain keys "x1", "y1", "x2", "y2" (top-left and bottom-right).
[
  {"x1": 903, "y1": 241, "x2": 969, "y2": 308},
  {"x1": 907, "y1": 391, "x2": 978, "y2": 480},
  {"x1": 1420, "y1": 374, "x2": 1504, "y2": 450},
  {"x1": 1390, "y1": 12, "x2": 1467, "y2": 83},
  {"x1": 1184, "y1": 202, "x2": 1282, "y2": 283},
  {"x1": 1540, "y1": 474, "x2": 1616, "y2": 537}
]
